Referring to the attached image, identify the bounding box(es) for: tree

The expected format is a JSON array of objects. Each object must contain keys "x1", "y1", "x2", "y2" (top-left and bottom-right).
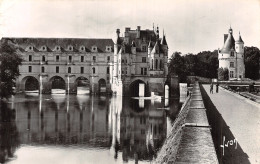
[
  {"x1": 0, "y1": 39, "x2": 22, "y2": 99},
  {"x1": 168, "y1": 52, "x2": 187, "y2": 82},
  {"x1": 244, "y1": 46, "x2": 260, "y2": 80}
]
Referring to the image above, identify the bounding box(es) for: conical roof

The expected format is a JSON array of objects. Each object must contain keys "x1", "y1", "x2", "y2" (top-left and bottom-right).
[
  {"x1": 220, "y1": 32, "x2": 235, "y2": 53},
  {"x1": 236, "y1": 32, "x2": 244, "y2": 43},
  {"x1": 161, "y1": 35, "x2": 167, "y2": 45}
]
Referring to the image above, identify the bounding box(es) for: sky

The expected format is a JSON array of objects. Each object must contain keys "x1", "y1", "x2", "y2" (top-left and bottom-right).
[{"x1": 0, "y1": 0, "x2": 259, "y2": 55}]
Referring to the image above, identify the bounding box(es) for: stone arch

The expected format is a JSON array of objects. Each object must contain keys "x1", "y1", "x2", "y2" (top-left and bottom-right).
[
  {"x1": 75, "y1": 76, "x2": 90, "y2": 94},
  {"x1": 129, "y1": 79, "x2": 147, "y2": 97},
  {"x1": 21, "y1": 76, "x2": 39, "y2": 91},
  {"x1": 49, "y1": 76, "x2": 66, "y2": 90},
  {"x1": 98, "y1": 78, "x2": 106, "y2": 93}
]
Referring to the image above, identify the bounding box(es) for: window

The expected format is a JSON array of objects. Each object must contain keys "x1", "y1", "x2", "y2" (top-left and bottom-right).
[
  {"x1": 107, "y1": 56, "x2": 110, "y2": 62},
  {"x1": 152, "y1": 59, "x2": 154, "y2": 70},
  {"x1": 125, "y1": 70, "x2": 127, "y2": 75},
  {"x1": 29, "y1": 46, "x2": 33, "y2": 50},
  {"x1": 231, "y1": 51, "x2": 234, "y2": 57},
  {"x1": 81, "y1": 56, "x2": 84, "y2": 62},
  {"x1": 81, "y1": 47, "x2": 85, "y2": 51},
  {"x1": 41, "y1": 67, "x2": 45, "y2": 73},
  {"x1": 160, "y1": 60, "x2": 163, "y2": 69},
  {"x1": 69, "y1": 46, "x2": 73, "y2": 51},
  {"x1": 141, "y1": 129, "x2": 145, "y2": 135},
  {"x1": 106, "y1": 47, "x2": 111, "y2": 52},
  {"x1": 144, "y1": 68, "x2": 147, "y2": 75},
  {"x1": 230, "y1": 71, "x2": 234, "y2": 78},
  {"x1": 56, "y1": 46, "x2": 60, "y2": 51},
  {"x1": 68, "y1": 67, "x2": 71, "y2": 73},
  {"x1": 230, "y1": 62, "x2": 234, "y2": 68},
  {"x1": 125, "y1": 59, "x2": 127, "y2": 63},
  {"x1": 107, "y1": 67, "x2": 110, "y2": 74},
  {"x1": 29, "y1": 55, "x2": 32, "y2": 61},
  {"x1": 92, "y1": 67, "x2": 95, "y2": 74},
  {"x1": 141, "y1": 68, "x2": 147, "y2": 75},
  {"x1": 69, "y1": 56, "x2": 72, "y2": 62},
  {"x1": 42, "y1": 56, "x2": 45, "y2": 62},
  {"x1": 42, "y1": 46, "x2": 46, "y2": 51},
  {"x1": 56, "y1": 66, "x2": 59, "y2": 73},
  {"x1": 155, "y1": 59, "x2": 158, "y2": 69},
  {"x1": 93, "y1": 56, "x2": 96, "y2": 62},
  {"x1": 80, "y1": 67, "x2": 84, "y2": 74},
  {"x1": 142, "y1": 57, "x2": 146, "y2": 63},
  {"x1": 142, "y1": 45, "x2": 147, "y2": 52},
  {"x1": 56, "y1": 56, "x2": 59, "y2": 62},
  {"x1": 92, "y1": 46, "x2": 97, "y2": 52},
  {"x1": 28, "y1": 66, "x2": 32, "y2": 72},
  {"x1": 122, "y1": 59, "x2": 124, "y2": 63}
]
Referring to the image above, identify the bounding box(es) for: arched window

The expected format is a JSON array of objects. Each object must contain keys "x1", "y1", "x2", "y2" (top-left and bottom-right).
[
  {"x1": 155, "y1": 59, "x2": 158, "y2": 70},
  {"x1": 41, "y1": 67, "x2": 45, "y2": 73},
  {"x1": 42, "y1": 56, "x2": 45, "y2": 62},
  {"x1": 92, "y1": 67, "x2": 95, "y2": 74},
  {"x1": 160, "y1": 60, "x2": 163, "y2": 70},
  {"x1": 68, "y1": 67, "x2": 71, "y2": 73},
  {"x1": 151, "y1": 59, "x2": 154, "y2": 70}
]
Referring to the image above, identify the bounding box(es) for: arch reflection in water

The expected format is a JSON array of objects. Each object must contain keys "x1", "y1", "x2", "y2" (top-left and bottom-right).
[{"x1": 6, "y1": 94, "x2": 183, "y2": 163}]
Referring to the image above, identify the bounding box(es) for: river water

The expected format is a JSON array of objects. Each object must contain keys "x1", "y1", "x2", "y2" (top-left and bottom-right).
[{"x1": 0, "y1": 94, "x2": 184, "y2": 164}]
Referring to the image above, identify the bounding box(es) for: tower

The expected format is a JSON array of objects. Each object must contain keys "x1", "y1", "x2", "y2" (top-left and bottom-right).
[
  {"x1": 161, "y1": 33, "x2": 168, "y2": 75},
  {"x1": 235, "y1": 32, "x2": 245, "y2": 79},
  {"x1": 218, "y1": 27, "x2": 245, "y2": 80}
]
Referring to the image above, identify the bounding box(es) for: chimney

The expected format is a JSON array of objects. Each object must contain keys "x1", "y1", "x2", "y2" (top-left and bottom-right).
[
  {"x1": 224, "y1": 34, "x2": 228, "y2": 43},
  {"x1": 136, "y1": 26, "x2": 141, "y2": 38},
  {"x1": 116, "y1": 29, "x2": 120, "y2": 37},
  {"x1": 125, "y1": 27, "x2": 130, "y2": 32}
]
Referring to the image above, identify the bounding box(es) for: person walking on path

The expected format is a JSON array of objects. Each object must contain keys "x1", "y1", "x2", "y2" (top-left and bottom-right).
[
  {"x1": 216, "y1": 83, "x2": 219, "y2": 93},
  {"x1": 210, "y1": 83, "x2": 213, "y2": 94}
]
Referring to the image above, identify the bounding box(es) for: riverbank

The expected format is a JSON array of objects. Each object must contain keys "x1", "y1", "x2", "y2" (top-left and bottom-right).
[{"x1": 155, "y1": 82, "x2": 218, "y2": 163}]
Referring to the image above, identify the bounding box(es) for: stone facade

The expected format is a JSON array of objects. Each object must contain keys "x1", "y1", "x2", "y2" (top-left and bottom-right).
[
  {"x1": 1, "y1": 38, "x2": 114, "y2": 94},
  {"x1": 112, "y1": 26, "x2": 168, "y2": 96},
  {"x1": 1, "y1": 25, "x2": 169, "y2": 96},
  {"x1": 218, "y1": 27, "x2": 245, "y2": 80}
]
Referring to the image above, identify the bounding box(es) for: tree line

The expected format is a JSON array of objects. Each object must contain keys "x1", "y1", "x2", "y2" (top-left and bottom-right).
[{"x1": 168, "y1": 46, "x2": 260, "y2": 82}]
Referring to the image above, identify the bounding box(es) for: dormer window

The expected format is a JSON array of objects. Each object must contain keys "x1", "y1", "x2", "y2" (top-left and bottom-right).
[
  {"x1": 106, "y1": 46, "x2": 112, "y2": 52},
  {"x1": 68, "y1": 46, "x2": 73, "y2": 51},
  {"x1": 42, "y1": 46, "x2": 47, "y2": 51},
  {"x1": 55, "y1": 46, "x2": 61, "y2": 51},
  {"x1": 28, "y1": 46, "x2": 33, "y2": 51},
  {"x1": 92, "y1": 46, "x2": 97, "y2": 52},
  {"x1": 80, "y1": 46, "x2": 85, "y2": 52},
  {"x1": 231, "y1": 51, "x2": 234, "y2": 57}
]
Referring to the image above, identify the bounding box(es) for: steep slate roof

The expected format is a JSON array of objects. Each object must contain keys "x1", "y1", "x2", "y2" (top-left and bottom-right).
[
  {"x1": 220, "y1": 33, "x2": 235, "y2": 53},
  {"x1": 161, "y1": 35, "x2": 167, "y2": 45},
  {"x1": 236, "y1": 33, "x2": 244, "y2": 43},
  {"x1": 1, "y1": 37, "x2": 114, "y2": 53}
]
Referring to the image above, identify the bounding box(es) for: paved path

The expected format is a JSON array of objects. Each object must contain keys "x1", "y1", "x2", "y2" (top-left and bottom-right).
[{"x1": 203, "y1": 85, "x2": 260, "y2": 164}]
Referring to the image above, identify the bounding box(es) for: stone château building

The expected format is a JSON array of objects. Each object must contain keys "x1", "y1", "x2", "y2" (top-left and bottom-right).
[
  {"x1": 1, "y1": 25, "x2": 169, "y2": 96},
  {"x1": 218, "y1": 27, "x2": 245, "y2": 80}
]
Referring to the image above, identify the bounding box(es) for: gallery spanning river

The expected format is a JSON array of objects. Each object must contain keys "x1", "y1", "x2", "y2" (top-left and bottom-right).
[{"x1": 0, "y1": 94, "x2": 184, "y2": 164}]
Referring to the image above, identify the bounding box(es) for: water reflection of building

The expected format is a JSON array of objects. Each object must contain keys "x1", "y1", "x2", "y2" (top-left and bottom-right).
[
  {"x1": 109, "y1": 96, "x2": 167, "y2": 162},
  {"x1": 8, "y1": 94, "x2": 172, "y2": 163},
  {"x1": 13, "y1": 95, "x2": 111, "y2": 147}
]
